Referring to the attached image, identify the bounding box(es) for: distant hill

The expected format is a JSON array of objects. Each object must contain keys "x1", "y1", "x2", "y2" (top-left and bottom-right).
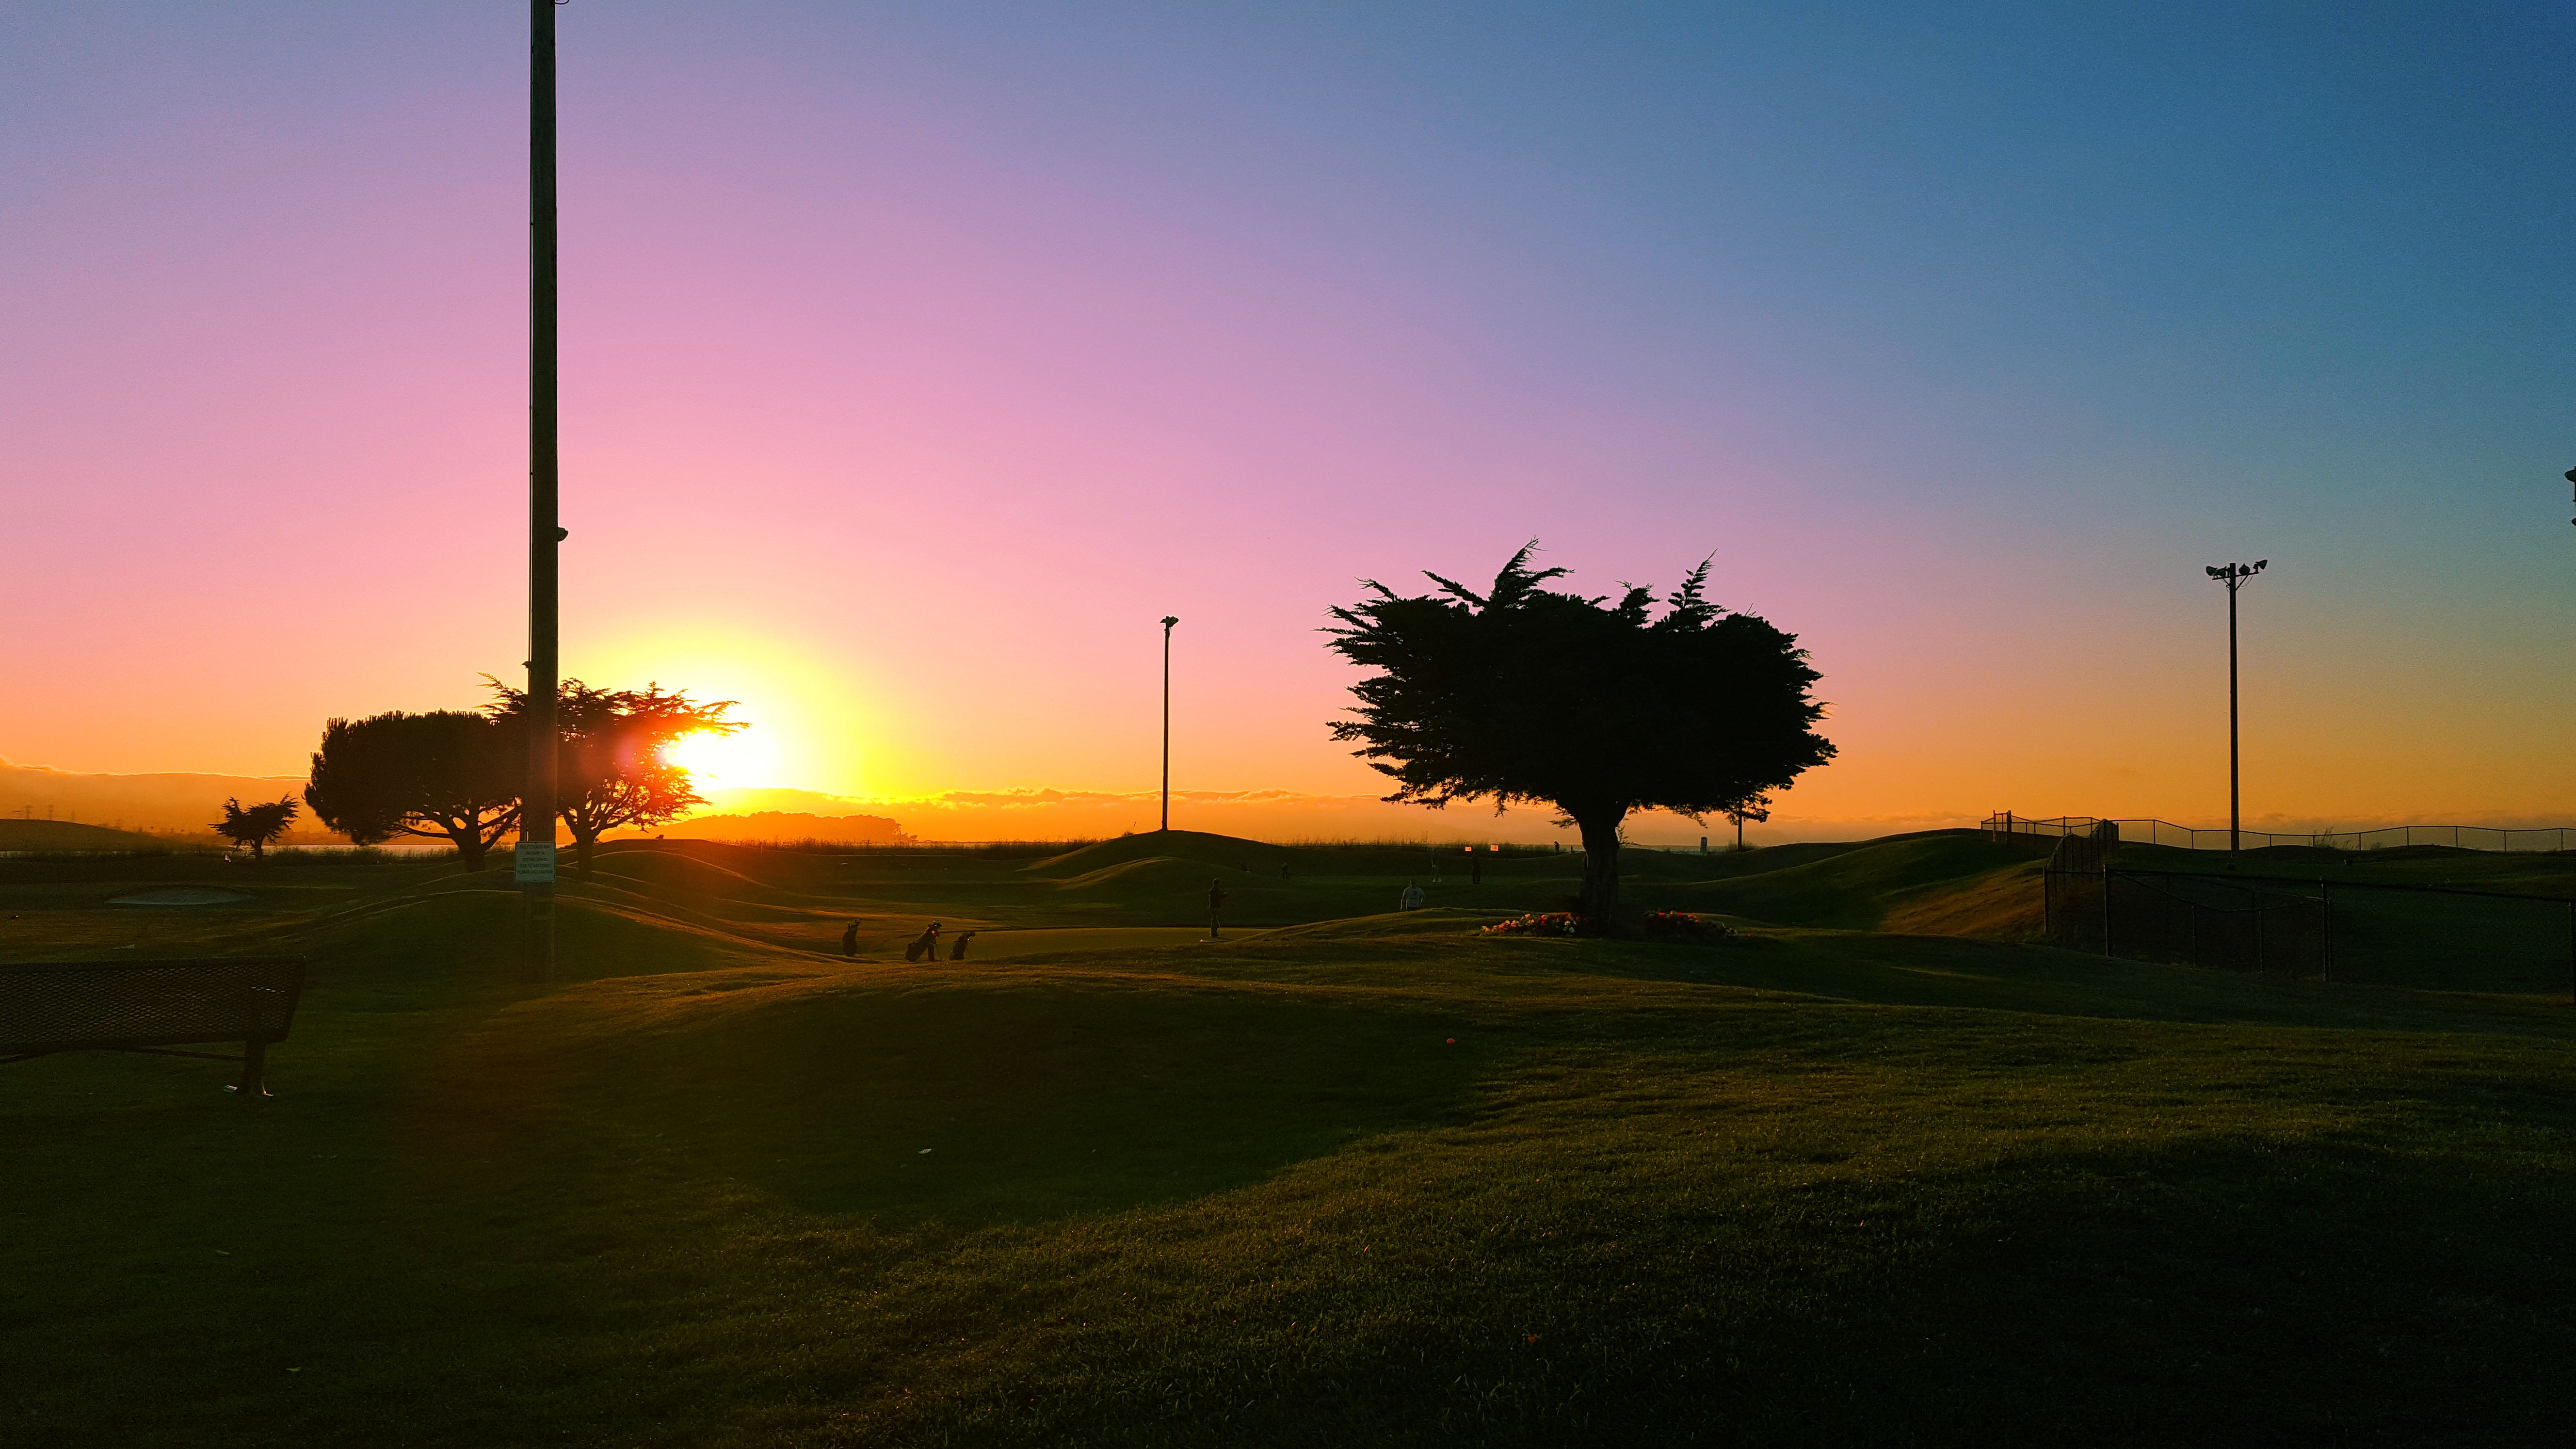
[
  {"x1": 0, "y1": 819, "x2": 181, "y2": 852},
  {"x1": 633, "y1": 811, "x2": 911, "y2": 845},
  {"x1": 0, "y1": 758, "x2": 319, "y2": 837}
]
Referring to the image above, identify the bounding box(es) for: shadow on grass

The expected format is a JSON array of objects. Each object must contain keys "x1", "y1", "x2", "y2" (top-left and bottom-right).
[
  {"x1": 1418, "y1": 927, "x2": 2576, "y2": 1041},
  {"x1": 538, "y1": 979, "x2": 1483, "y2": 1225},
  {"x1": 1041, "y1": 1135, "x2": 2576, "y2": 1448}
]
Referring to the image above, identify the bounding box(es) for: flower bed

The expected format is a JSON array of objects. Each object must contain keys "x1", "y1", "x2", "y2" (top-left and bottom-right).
[
  {"x1": 1480, "y1": 911, "x2": 1601, "y2": 938},
  {"x1": 1642, "y1": 910, "x2": 1735, "y2": 943},
  {"x1": 1480, "y1": 910, "x2": 1735, "y2": 941}
]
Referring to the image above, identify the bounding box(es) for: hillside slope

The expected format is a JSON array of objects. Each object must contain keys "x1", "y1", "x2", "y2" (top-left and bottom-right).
[
  {"x1": 1638, "y1": 833, "x2": 2045, "y2": 937},
  {"x1": 0, "y1": 819, "x2": 181, "y2": 852}
]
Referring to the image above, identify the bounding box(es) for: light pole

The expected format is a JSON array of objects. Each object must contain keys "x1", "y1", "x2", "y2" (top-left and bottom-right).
[
  {"x1": 1159, "y1": 616, "x2": 1179, "y2": 833},
  {"x1": 520, "y1": 0, "x2": 563, "y2": 981},
  {"x1": 2204, "y1": 559, "x2": 2267, "y2": 853}
]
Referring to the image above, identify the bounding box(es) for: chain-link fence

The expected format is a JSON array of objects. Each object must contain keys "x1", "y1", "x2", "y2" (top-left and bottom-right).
[
  {"x1": 2045, "y1": 857, "x2": 2575, "y2": 998},
  {"x1": 1991, "y1": 812, "x2": 2576, "y2": 854},
  {"x1": 2103, "y1": 870, "x2": 2328, "y2": 977}
]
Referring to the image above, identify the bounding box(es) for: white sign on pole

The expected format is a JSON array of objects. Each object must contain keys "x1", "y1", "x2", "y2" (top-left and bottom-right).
[{"x1": 515, "y1": 841, "x2": 558, "y2": 885}]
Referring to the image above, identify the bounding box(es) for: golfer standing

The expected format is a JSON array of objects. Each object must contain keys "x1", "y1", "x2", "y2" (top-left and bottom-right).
[{"x1": 1208, "y1": 877, "x2": 1226, "y2": 939}]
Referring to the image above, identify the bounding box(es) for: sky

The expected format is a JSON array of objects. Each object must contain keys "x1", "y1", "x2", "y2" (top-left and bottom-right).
[{"x1": 3, "y1": 1, "x2": 2571, "y2": 838}]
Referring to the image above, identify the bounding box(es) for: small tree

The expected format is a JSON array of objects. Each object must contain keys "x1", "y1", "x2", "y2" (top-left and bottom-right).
[
  {"x1": 1724, "y1": 793, "x2": 1772, "y2": 851},
  {"x1": 485, "y1": 678, "x2": 743, "y2": 876},
  {"x1": 303, "y1": 711, "x2": 523, "y2": 869},
  {"x1": 1327, "y1": 544, "x2": 1833, "y2": 924},
  {"x1": 211, "y1": 796, "x2": 300, "y2": 858}
]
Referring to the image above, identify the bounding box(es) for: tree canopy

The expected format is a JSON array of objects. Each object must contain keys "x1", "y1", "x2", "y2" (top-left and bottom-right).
[
  {"x1": 303, "y1": 710, "x2": 523, "y2": 869},
  {"x1": 484, "y1": 678, "x2": 742, "y2": 874},
  {"x1": 1326, "y1": 543, "x2": 1833, "y2": 922},
  {"x1": 210, "y1": 796, "x2": 300, "y2": 859}
]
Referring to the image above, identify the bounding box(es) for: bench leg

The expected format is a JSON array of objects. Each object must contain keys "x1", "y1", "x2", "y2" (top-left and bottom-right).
[{"x1": 227, "y1": 1041, "x2": 270, "y2": 1100}]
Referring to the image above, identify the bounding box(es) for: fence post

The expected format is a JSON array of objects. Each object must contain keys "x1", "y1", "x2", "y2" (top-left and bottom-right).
[
  {"x1": 2320, "y1": 880, "x2": 2333, "y2": 984},
  {"x1": 2101, "y1": 868, "x2": 2115, "y2": 960}
]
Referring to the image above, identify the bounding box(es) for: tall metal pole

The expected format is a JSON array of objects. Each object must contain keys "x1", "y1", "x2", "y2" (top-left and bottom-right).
[
  {"x1": 2204, "y1": 560, "x2": 2265, "y2": 856},
  {"x1": 2227, "y1": 575, "x2": 2239, "y2": 854},
  {"x1": 1159, "y1": 616, "x2": 1178, "y2": 833},
  {"x1": 521, "y1": 0, "x2": 561, "y2": 980}
]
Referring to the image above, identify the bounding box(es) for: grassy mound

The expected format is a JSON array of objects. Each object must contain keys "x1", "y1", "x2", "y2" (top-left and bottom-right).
[
  {"x1": 1640, "y1": 832, "x2": 2044, "y2": 935},
  {"x1": 1050, "y1": 854, "x2": 1243, "y2": 896},
  {"x1": 1027, "y1": 830, "x2": 1290, "y2": 878}
]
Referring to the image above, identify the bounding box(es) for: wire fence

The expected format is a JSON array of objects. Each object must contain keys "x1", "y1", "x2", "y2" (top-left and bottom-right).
[
  {"x1": 2044, "y1": 853, "x2": 2576, "y2": 998},
  {"x1": 1990, "y1": 813, "x2": 2576, "y2": 854}
]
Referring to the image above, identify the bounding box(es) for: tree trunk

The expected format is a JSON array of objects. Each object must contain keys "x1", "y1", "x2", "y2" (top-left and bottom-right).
[
  {"x1": 572, "y1": 825, "x2": 596, "y2": 878},
  {"x1": 1574, "y1": 808, "x2": 1626, "y2": 925},
  {"x1": 450, "y1": 823, "x2": 487, "y2": 872}
]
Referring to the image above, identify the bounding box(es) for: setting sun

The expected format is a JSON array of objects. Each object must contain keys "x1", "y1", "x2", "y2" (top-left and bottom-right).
[{"x1": 662, "y1": 726, "x2": 780, "y2": 792}]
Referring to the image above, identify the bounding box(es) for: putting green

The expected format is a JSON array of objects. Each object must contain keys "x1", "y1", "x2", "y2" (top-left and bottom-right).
[
  {"x1": 937, "y1": 926, "x2": 1215, "y2": 958},
  {"x1": 105, "y1": 886, "x2": 252, "y2": 906}
]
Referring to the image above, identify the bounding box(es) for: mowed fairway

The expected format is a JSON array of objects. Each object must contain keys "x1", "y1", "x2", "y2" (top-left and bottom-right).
[{"x1": 7, "y1": 834, "x2": 2576, "y2": 1446}]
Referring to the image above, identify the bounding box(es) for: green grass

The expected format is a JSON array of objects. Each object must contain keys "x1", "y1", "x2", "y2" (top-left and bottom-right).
[{"x1": 7, "y1": 832, "x2": 2575, "y2": 1445}]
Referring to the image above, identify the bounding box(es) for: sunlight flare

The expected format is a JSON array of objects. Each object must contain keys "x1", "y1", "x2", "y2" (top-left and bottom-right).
[{"x1": 662, "y1": 725, "x2": 782, "y2": 792}]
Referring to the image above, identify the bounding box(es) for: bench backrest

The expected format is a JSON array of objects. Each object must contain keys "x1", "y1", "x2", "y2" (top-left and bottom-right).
[{"x1": 0, "y1": 957, "x2": 306, "y2": 1055}]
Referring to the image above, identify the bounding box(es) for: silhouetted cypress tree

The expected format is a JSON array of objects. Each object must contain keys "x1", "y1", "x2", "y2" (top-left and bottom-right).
[
  {"x1": 210, "y1": 796, "x2": 300, "y2": 859},
  {"x1": 304, "y1": 711, "x2": 522, "y2": 868},
  {"x1": 484, "y1": 679, "x2": 742, "y2": 875},
  {"x1": 1326, "y1": 543, "x2": 1833, "y2": 926}
]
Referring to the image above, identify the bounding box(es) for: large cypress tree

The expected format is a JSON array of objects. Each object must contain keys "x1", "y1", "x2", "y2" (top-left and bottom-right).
[
  {"x1": 304, "y1": 710, "x2": 523, "y2": 869},
  {"x1": 1326, "y1": 544, "x2": 1834, "y2": 924}
]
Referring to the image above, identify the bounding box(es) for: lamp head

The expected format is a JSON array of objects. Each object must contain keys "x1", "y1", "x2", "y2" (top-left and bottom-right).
[
  {"x1": 1160, "y1": 615, "x2": 1179, "y2": 629},
  {"x1": 2251, "y1": 559, "x2": 2267, "y2": 573}
]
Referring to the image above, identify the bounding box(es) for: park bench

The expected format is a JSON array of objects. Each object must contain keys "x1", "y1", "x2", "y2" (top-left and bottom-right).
[{"x1": 0, "y1": 957, "x2": 306, "y2": 1098}]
